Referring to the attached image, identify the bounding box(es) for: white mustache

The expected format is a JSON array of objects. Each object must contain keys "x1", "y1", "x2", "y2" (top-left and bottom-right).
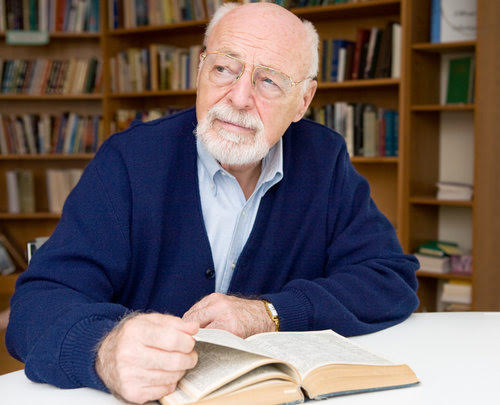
[{"x1": 208, "y1": 104, "x2": 264, "y2": 133}]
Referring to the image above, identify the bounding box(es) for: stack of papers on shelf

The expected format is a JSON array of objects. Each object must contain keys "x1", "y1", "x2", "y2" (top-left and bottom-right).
[
  {"x1": 436, "y1": 182, "x2": 473, "y2": 201},
  {"x1": 415, "y1": 253, "x2": 450, "y2": 274},
  {"x1": 440, "y1": 281, "x2": 472, "y2": 305}
]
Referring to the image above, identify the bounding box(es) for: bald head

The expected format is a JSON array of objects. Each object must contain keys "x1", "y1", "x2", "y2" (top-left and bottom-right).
[{"x1": 204, "y1": 3, "x2": 318, "y2": 80}]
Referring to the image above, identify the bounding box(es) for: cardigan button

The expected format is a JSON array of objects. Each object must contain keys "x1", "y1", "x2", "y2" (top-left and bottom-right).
[{"x1": 205, "y1": 268, "x2": 215, "y2": 279}]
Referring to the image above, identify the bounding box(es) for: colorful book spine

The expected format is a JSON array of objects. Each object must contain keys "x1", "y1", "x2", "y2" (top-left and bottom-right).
[
  {"x1": 0, "y1": 58, "x2": 101, "y2": 95},
  {"x1": 0, "y1": 0, "x2": 100, "y2": 32},
  {"x1": 306, "y1": 104, "x2": 399, "y2": 157},
  {"x1": 0, "y1": 113, "x2": 102, "y2": 155}
]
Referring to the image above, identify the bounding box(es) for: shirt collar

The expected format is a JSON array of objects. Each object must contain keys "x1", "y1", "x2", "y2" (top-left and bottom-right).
[{"x1": 196, "y1": 137, "x2": 283, "y2": 195}]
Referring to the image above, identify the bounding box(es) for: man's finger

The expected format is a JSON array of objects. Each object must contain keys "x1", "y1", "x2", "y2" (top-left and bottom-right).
[
  {"x1": 139, "y1": 384, "x2": 178, "y2": 403},
  {"x1": 183, "y1": 293, "x2": 223, "y2": 319},
  {"x1": 136, "y1": 348, "x2": 198, "y2": 372},
  {"x1": 128, "y1": 368, "x2": 186, "y2": 386},
  {"x1": 182, "y1": 303, "x2": 220, "y2": 328},
  {"x1": 144, "y1": 313, "x2": 200, "y2": 335}
]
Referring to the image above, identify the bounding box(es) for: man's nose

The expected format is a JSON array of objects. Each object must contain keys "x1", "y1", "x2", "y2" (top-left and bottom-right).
[{"x1": 225, "y1": 69, "x2": 256, "y2": 111}]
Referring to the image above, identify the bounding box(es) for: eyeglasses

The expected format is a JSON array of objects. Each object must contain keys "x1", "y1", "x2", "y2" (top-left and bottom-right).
[{"x1": 200, "y1": 51, "x2": 311, "y2": 101}]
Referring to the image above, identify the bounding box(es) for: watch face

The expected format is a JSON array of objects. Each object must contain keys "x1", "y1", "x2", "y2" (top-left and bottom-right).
[{"x1": 267, "y1": 303, "x2": 278, "y2": 318}]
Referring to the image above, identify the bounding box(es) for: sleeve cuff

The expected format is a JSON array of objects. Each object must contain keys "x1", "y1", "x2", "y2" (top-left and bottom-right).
[
  {"x1": 60, "y1": 316, "x2": 118, "y2": 392},
  {"x1": 261, "y1": 288, "x2": 313, "y2": 332}
]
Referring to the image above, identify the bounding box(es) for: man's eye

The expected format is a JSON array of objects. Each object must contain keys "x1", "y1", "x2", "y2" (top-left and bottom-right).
[
  {"x1": 263, "y1": 77, "x2": 277, "y2": 86},
  {"x1": 215, "y1": 65, "x2": 228, "y2": 73}
]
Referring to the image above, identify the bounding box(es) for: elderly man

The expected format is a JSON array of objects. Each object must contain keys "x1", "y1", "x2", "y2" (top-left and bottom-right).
[{"x1": 7, "y1": 3, "x2": 418, "y2": 404}]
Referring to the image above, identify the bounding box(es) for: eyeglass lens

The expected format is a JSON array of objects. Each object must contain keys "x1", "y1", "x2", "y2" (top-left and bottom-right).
[{"x1": 204, "y1": 53, "x2": 291, "y2": 99}]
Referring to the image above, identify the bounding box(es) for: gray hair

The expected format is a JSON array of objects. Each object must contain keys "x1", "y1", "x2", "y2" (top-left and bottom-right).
[{"x1": 203, "y1": 3, "x2": 319, "y2": 82}]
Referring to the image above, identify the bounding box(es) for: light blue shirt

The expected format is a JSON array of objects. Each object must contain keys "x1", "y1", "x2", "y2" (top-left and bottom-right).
[{"x1": 197, "y1": 137, "x2": 284, "y2": 293}]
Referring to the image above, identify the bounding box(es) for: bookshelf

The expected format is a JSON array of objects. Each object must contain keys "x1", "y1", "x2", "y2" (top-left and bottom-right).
[
  {"x1": 404, "y1": 0, "x2": 499, "y2": 311},
  {"x1": 0, "y1": 3, "x2": 107, "y2": 366},
  {"x1": 0, "y1": 0, "x2": 498, "y2": 373}
]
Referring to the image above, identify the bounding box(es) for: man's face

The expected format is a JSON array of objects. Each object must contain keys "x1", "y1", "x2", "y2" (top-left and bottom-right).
[{"x1": 195, "y1": 5, "x2": 316, "y2": 166}]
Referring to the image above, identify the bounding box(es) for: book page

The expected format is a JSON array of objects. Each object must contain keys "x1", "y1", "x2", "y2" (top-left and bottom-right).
[
  {"x1": 204, "y1": 364, "x2": 295, "y2": 400},
  {"x1": 247, "y1": 330, "x2": 393, "y2": 377},
  {"x1": 194, "y1": 328, "x2": 255, "y2": 353},
  {"x1": 178, "y1": 341, "x2": 293, "y2": 399},
  {"x1": 162, "y1": 365, "x2": 293, "y2": 405},
  {"x1": 195, "y1": 328, "x2": 288, "y2": 360}
]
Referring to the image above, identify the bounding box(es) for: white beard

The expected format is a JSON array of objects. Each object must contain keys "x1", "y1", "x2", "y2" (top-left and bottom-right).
[{"x1": 195, "y1": 103, "x2": 269, "y2": 166}]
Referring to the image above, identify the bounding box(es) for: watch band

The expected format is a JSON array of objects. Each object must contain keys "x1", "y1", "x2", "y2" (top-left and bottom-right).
[{"x1": 262, "y1": 300, "x2": 280, "y2": 331}]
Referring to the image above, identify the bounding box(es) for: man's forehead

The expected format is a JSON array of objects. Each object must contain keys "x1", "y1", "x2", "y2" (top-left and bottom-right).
[{"x1": 208, "y1": 28, "x2": 304, "y2": 75}]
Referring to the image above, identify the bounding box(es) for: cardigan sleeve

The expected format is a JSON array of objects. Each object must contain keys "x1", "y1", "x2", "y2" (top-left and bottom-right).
[
  {"x1": 262, "y1": 146, "x2": 419, "y2": 336},
  {"x1": 6, "y1": 141, "x2": 133, "y2": 391}
]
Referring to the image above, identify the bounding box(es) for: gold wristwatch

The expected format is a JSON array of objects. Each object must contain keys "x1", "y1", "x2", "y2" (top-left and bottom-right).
[{"x1": 262, "y1": 300, "x2": 280, "y2": 331}]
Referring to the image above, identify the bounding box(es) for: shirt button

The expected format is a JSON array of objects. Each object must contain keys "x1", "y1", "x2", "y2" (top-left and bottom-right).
[{"x1": 205, "y1": 268, "x2": 215, "y2": 279}]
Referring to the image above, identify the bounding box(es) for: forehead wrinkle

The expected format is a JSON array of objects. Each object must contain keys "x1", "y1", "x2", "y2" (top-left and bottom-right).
[{"x1": 212, "y1": 31, "x2": 301, "y2": 76}]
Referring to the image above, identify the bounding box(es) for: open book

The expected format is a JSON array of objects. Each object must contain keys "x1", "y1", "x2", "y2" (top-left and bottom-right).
[{"x1": 160, "y1": 329, "x2": 419, "y2": 405}]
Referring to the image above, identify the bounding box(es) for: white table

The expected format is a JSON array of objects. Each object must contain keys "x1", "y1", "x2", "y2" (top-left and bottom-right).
[{"x1": 1, "y1": 312, "x2": 499, "y2": 404}]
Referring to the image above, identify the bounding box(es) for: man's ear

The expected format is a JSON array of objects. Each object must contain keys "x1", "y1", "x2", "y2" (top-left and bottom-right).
[
  {"x1": 196, "y1": 53, "x2": 204, "y2": 88},
  {"x1": 292, "y1": 80, "x2": 317, "y2": 122}
]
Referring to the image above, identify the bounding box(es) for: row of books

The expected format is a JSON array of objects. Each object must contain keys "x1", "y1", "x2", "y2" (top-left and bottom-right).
[
  {"x1": 0, "y1": 0, "x2": 100, "y2": 33},
  {"x1": 307, "y1": 103, "x2": 398, "y2": 157},
  {"x1": 6, "y1": 168, "x2": 83, "y2": 214},
  {"x1": 321, "y1": 22, "x2": 401, "y2": 82},
  {"x1": 243, "y1": 0, "x2": 370, "y2": 8},
  {"x1": 0, "y1": 113, "x2": 102, "y2": 155},
  {"x1": 107, "y1": 0, "x2": 222, "y2": 29},
  {"x1": 110, "y1": 45, "x2": 202, "y2": 93},
  {"x1": 0, "y1": 58, "x2": 102, "y2": 95},
  {"x1": 113, "y1": 107, "x2": 183, "y2": 132}
]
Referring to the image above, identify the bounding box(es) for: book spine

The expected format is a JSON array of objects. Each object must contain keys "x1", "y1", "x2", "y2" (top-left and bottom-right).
[
  {"x1": 6, "y1": 170, "x2": 21, "y2": 213},
  {"x1": 430, "y1": 0, "x2": 441, "y2": 43},
  {"x1": 0, "y1": 0, "x2": 5, "y2": 32},
  {"x1": 0, "y1": 115, "x2": 8, "y2": 155},
  {"x1": 391, "y1": 23, "x2": 401, "y2": 78},
  {"x1": 384, "y1": 110, "x2": 395, "y2": 157},
  {"x1": 330, "y1": 39, "x2": 343, "y2": 82}
]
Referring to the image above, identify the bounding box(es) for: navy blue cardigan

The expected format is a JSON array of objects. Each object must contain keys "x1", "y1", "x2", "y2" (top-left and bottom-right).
[{"x1": 7, "y1": 107, "x2": 418, "y2": 392}]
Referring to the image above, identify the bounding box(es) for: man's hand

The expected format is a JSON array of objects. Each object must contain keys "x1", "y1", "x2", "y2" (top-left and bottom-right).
[
  {"x1": 95, "y1": 313, "x2": 199, "y2": 404},
  {"x1": 182, "y1": 293, "x2": 276, "y2": 338}
]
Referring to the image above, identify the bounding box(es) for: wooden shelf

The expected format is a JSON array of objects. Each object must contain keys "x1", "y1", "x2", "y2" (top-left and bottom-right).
[
  {"x1": 291, "y1": 0, "x2": 400, "y2": 20},
  {"x1": 351, "y1": 156, "x2": 398, "y2": 164},
  {"x1": 0, "y1": 274, "x2": 20, "y2": 295},
  {"x1": 410, "y1": 196, "x2": 474, "y2": 207},
  {"x1": 0, "y1": 94, "x2": 102, "y2": 101},
  {"x1": 108, "y1": 80, "x2": 399, "y2": 97},
  {"x1": 108, "y1": 19, "x2": 208, "y2": 35},
  {"x1": 412, "y1": 41, "x2": 476, "y2": 54},
  {"x1": 317, "y1": 78, "x2": 399, "y2": 89},
  {"x1": 0, "y1": 213, "x2": 61, "y2": 220},
  {"x1": 411, "y1": 104, "x2": 475, "y2": 112},
  {"x1": 417, "y1": 271, "x2": 472, "y2": 281},
  {"x1": 49, "y1": 32, "x2": 101, "y2": 39},
  {"x1": 0, "y1": 154, "x2": 94, "y2": 161},
  {"x1": 108, "y1": 89, "x2": 196, "y2": 98}
]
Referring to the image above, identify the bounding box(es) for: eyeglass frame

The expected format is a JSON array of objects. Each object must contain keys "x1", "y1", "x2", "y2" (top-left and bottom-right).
[{"x1": 199, "y1": 50, "x2": 317, "y2": 94}]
